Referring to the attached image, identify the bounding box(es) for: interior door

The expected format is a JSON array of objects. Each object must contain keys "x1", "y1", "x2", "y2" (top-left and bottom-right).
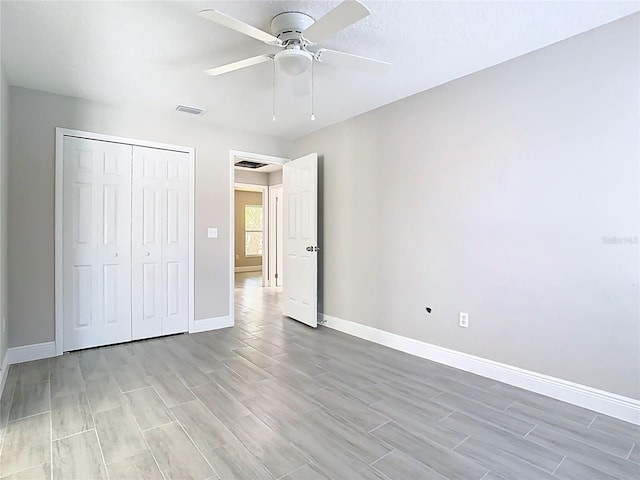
[
  {"x1": 132, "y1": 146, "x2": 190, "y2": 339},
  {"x1": 283, "y1": 153, "x2": 318, "y2": 327},
  {"x1": 62, "y1": 137, "x2": 133, "y2": 351}
]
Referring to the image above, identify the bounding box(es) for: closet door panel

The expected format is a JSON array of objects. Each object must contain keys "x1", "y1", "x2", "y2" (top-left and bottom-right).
[
  {"x1": 132, "y1": 151, "x2": 164, "y2": 340},
  {"x1": 163, "y1": 154, "x2": 189, "y2": 335},
  {"x1": 132, "y1": 147, "x2": 189, "y2": 338},
  {"x1": 63, "y1": 137, "x2": 132, "y2": 351}
]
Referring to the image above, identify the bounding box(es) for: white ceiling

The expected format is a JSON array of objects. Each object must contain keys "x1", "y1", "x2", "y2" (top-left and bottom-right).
[{"x1": 1, "y1": 1, "x2": 638, "y2": 140}]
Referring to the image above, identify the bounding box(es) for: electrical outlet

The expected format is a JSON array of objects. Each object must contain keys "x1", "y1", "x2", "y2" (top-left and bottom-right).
[{"x1": 459, "y1": 312, "x2": 469, "y2": 328}]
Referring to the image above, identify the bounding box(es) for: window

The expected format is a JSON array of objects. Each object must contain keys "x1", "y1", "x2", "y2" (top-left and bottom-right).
[{"x1": 245, "y1": 205, "x2": 263, "y2": 256}]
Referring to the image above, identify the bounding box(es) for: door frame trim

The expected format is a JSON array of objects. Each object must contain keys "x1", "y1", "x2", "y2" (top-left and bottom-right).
[
  {"x1": 229, "y1": 150, "x2": 289, "y2": 326},
  {"x1": 55, "y1": 128, "x2": 196, "y2": 355},
  {"x1": 267, "y1": 184, "x2": 283, "y2": 287}
]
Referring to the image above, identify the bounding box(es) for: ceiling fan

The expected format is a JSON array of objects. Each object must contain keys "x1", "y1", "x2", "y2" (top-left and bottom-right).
[{"x1": 198, "y1": 0, "x2": 390, "y2": 78}]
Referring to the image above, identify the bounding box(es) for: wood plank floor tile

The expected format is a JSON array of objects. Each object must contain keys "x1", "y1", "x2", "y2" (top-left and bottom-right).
[
  {"x1": 8, "y1": 378, "x2": 49, "y2": 422},
  {"x1": 85, "y1": 374, "x2": 127, "y2": 414},
  {"x1": 0, "y1": 413, "x2": 51, "y2": 477},
  {"x1": 507, "y1": 402, "x2": 634, "y2": 458},
  {"x1": 554, "y1": 457, "x2": 620, "y2": 480},
  {"x1": 52, "y1": 429, "x2": 107, "y2": 479},
  {"x1": 106, "y1": 451, "x2": 163, "y2": 480},
  {"x1": 589, "y1": 414, "x2": 640, "y2": 445},
  {"x1": 432, "y1": 392, "x2": 535, "y2": 436},
  {"x1": 50, "y1": 364, "x2": 84, "y2": 399},
  {"x1": 144, "y1": 423, "x2": 214, "y2": 480},
  {"x1": 170, "y1": 400, "x2": 235, "y2": 453},
  {"x1": 126, "y1": 387, "x2": 174, "y2": 431},
  {"x1": 371, "y1": 421, "x2": 487, "y2": 480},
  {"x1": 312, "y1": 387, "x2": 389, "y2": 431},
  {"x1": 204, "y1": 440, "x2": 274, "y2": 480},
  {"x1": 280, "y1": 464, "x2": 330, "y2": 480},
  {"x1": 630, "y1": 443, "x2": 639, "y2": 464},
  {"x1": 453, "y1": 437, "x2": 556, "y2": 480},
  {"x1": 51, "y1": 391, "x2": 93, "y2": 439},
  {"x1": 526, "y1": 426, "x2": 640, "y2": 479},
  {"x1": 191, "y1": 382, "x2": 251, "y2": 423},
  {"x1": 372, "y1": 449, "x2": 448, "y2": 480},
  {"x1": 440, "y1": 411, "x2": 563, "y2": 472},
  {"x1": 292, "y1": 433, "x2": 371, "y2": 479},
  {"x1": 300, "y1": 408, "x2": 391, "y2": 463},
  {"x1": 224, "y1": 413, "x2": 306, "y2": 478},
  {"x1": 146, "y1": 372, "x2": 196, "y2": 408},
  {"x1": 0, "y1": 462, "x2": 51, "y2": 480},
  {"x1": 94, "y1": 406, "x2": 147, "y2": 464}
]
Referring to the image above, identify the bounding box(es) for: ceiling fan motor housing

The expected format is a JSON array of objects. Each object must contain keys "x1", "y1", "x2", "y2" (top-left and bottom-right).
[{"x1": 270, "y1": 12, "x2": 314, "y2": 43}]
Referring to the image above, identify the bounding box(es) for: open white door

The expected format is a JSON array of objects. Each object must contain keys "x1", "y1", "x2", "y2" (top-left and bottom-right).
[{"x1": 283, "y1": 153, "x2": 318, "y2": 327}]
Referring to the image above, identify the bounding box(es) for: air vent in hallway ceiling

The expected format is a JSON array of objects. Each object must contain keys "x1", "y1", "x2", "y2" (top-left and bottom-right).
[
  {"x1": 175, "y1": 105, "x2": 206, "y2": 115},
  {"x1": 235, "y1": 160, "x2": 269, "y2": 169}
]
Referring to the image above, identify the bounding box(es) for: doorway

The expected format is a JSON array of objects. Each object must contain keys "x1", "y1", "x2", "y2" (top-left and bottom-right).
[
  {"x1": 229, "y1": 150, "x2": 319, "y2": 327},
  {"x1": 231, "y1": 151, "x2": 287, "y2": 315}
]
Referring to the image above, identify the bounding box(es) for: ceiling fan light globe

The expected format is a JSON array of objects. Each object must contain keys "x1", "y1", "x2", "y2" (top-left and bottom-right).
[{"x1": 275, "y1": 49, "x2": 312, "y2": 76}]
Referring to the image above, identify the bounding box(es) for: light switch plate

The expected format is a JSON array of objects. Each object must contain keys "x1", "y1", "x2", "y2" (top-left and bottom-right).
[{"x1": 208, "y1": 228, "x2": 218, "y2": 238}]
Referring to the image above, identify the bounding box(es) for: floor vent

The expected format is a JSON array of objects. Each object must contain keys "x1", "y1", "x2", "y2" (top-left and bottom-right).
[{"x1": 176, "y1": 105, "x2": 206, "y2": 116}]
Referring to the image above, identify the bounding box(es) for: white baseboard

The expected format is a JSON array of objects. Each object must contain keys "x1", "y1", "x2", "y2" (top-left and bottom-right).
[
  {"x1": 7, "y1": 341, "x2": 57, "y2": 365},
  {"x1": 322, "y1": 314, "x2": 640, "y2": 425},
  {"x1": 190, "y1": 315, "x2": 233, "y2": 333},
  {"x1": 0, "y1": 350, "x2": 9, "y2": 399},
  {"x1": 234, "y1": 266, "x2": 262, "y2": 273}
]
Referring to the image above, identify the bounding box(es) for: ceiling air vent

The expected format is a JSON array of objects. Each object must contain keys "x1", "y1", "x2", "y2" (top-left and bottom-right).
[
  {"x1": 175, "y1": 105, "x2": 206, "y2": 116},
  {"x1": 235, "y1": 160, "x2": 269, "y2": 169}
]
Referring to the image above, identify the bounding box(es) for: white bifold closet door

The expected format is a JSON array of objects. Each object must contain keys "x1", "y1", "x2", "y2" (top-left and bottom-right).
[
  {"x1": 63, "y1": 137, "x2": 133, "y2": 350},
  {"x1": 131, "y1": 146, "x2": 190, "y2": 340},
  {"x1": 62, "y1": 137, "x2": 190, "y2": 351}
]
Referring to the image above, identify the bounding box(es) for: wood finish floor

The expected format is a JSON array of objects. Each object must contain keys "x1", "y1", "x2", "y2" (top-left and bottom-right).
[{"x1": 0, "y1": 272, "x2": 638, "y2": 479}]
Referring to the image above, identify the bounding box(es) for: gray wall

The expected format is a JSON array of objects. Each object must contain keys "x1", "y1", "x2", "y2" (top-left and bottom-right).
[
  {"x1": 293, "y1": 15, "x2": 640, "y2": 399},
  {"x1": 235, "y1": 170, "x2": 268, "y2": 186},
  {"x1": 0, "y1": 32, "x2": 9, "y2": 365},
  {"x1": 235, "y1": 169, "x2": 283, "y2": 186},
  {"x1": 8, "y1": 87, "x2": 291, "y2": 348},
  {"x1": 269, "y1": 170, "x2": 283, "y2": 186}
]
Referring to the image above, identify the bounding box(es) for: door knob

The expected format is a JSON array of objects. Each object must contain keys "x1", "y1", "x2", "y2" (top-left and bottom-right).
[
  {"x1": 306, "y1": 246, "x2": 313, "y2": 252},
  {"x1": 146, "y1": 252, "x2": 151, "y2": 256},
  {"x1": 113, "y1": 253, "x2": 118, "y2": 257}
]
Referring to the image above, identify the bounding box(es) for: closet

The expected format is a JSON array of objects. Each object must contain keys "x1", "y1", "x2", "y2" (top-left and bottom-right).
[{"x1": 60, "y1": 134, "x2": 192, "y2": 351}]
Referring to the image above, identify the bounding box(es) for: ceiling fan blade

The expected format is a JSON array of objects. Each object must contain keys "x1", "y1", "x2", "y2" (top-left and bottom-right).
[
  {"x1": 303, "y1": 0, "x2": 370, "y2": 44},
  {"x1": 204, "y1": 55, "x2": 273, "y2": 77},
  {"x1": 315, "y1": 49, "x2": 390, "y2": 74},
  {"x1": 198, "y1": 10, "x2": 283, "y2": 46}
]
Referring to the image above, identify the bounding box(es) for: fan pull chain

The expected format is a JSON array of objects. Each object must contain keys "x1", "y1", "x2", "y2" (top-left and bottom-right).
[
  {"x1": 272, "y1": 60, "x2": 276, "y2": 122},
  {"x1": 310, "y1": 61, "x2": 315, "y2": 121}
]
